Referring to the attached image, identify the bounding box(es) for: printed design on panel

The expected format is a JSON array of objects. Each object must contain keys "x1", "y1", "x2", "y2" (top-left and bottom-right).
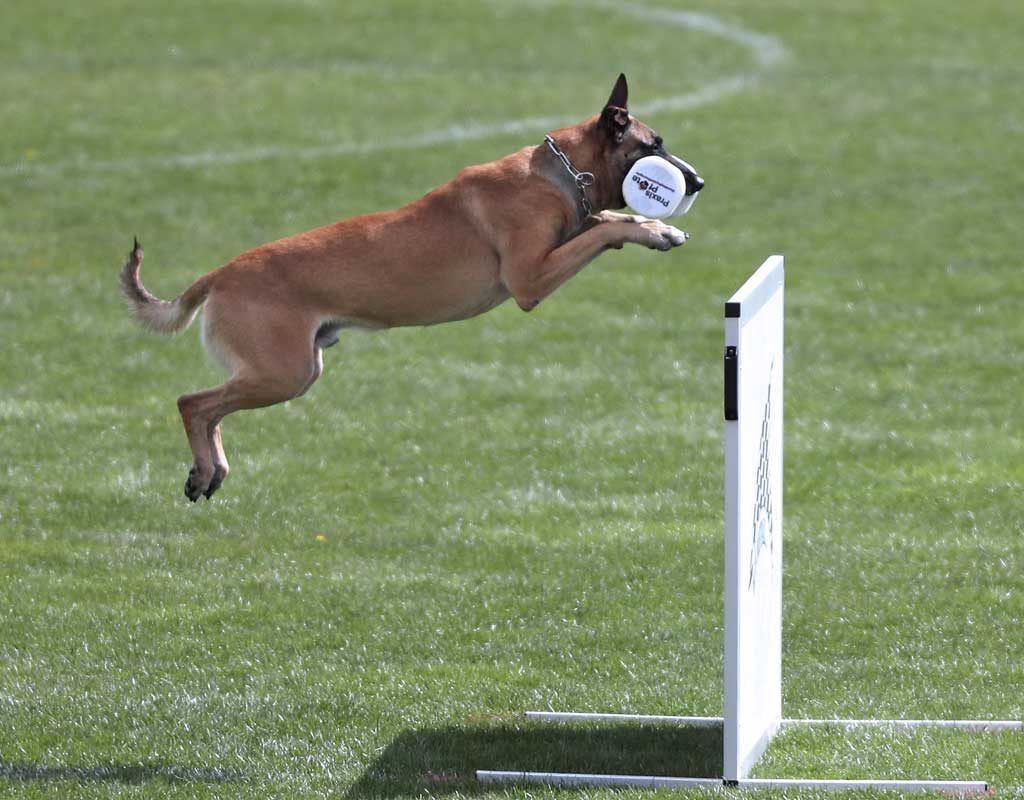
[{"x1": 748, "y1": 358, "x2": 775, "y2": 591}]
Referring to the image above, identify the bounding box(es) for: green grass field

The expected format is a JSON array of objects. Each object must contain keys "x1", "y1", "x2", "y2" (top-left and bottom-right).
[{"x1": 2, "y1": 0, "x2": 1023, "y2": 797}]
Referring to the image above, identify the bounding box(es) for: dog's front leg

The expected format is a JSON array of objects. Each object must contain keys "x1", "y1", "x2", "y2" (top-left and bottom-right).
[
  {"x1": 502, "y1": 219, "x2": 687, "y2": 310},
  {"x1": 593, "y1": 210, "x2": 652, "y2": 225},
  {"x1": 577, "y1": 210, "x2": 652, "y2": 236}
]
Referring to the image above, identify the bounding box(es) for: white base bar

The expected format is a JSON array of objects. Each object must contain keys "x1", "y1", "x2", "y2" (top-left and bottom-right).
[
  {"x1": 482, "y1": 713, "x2": 1017, "y2": 794},
  {"x1": 476, "y1": 771, "x2": 989, "y2": 794},
  {"x1": 476, "y1": 770, "x2": 722, "y2": 790},
  {"x1": 740, "y1": 778, "x2": 988, "y2": 793},
  {"x1": 523, "y1": 711, "x2": 1022, "y2": 732},
  {"x1": 524, "y1": 711, "x2": 724, "y2": 727},
  {"x1": 785, "y1": 718, "x2": 1023, "y2": 732}
]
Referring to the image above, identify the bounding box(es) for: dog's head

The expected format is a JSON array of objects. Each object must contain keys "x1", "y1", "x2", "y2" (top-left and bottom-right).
[{"x1": 598, "y1": 73, "x2": 704, "y2": 207}]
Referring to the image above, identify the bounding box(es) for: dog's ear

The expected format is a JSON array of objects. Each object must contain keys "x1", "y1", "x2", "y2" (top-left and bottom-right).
[
  {"x1": 599, "y1": 73, "x2": 631, "y2": 144},
  {"x1": 605, "y1": 73, "x2": 629, "y2": 110}
]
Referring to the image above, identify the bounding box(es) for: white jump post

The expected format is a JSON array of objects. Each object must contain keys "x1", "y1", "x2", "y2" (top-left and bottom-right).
[{"x1": 476, "y1": 255, "x2": 1021, "y2": 794}]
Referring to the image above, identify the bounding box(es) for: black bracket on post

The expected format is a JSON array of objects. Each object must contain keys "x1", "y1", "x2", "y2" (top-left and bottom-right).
[{"x1": 724, "y1": 345, "x2": 738, "y2": 421}]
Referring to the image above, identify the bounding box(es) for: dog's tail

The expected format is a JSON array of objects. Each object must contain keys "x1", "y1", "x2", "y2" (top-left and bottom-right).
[{"x1": 119, "y1": 238, "x2": 212, "y2": 334}]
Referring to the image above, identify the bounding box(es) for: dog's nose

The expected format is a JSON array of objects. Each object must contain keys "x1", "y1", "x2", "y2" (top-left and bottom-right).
[{"x1": 688, "y1": 173, "x2": 705, "y2": 194}]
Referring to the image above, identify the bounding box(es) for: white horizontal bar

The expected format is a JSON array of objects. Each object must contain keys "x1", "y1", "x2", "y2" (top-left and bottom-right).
[
  {"x1": 476, "y1": 771, "x2": 990, "y2": 795},
  {"x1": 524, "y1": 711, "x2": 724, "y2": 727},
  {"x1": 783, "y1": 718, "x2": 1023, "y2": 732},
  {"x1": 523, "y1": 711, "x2": 1021, "y2": 732},
  {"x1": 739, "y1": 778, "x2": 989, "y2": 794},
  {"x1": 476, "y1": 770, "x2": 722, "y2": 790}
]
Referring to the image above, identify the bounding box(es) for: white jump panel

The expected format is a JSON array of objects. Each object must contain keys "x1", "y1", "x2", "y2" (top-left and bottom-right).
[{"x1": 724, "y1": 254, "x2": 785, "y2": 780}]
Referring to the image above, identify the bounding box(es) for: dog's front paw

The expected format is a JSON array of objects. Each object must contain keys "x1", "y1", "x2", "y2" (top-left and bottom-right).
[{"x1": 640, "y1": 220, "x2": 689, "y2": 251}]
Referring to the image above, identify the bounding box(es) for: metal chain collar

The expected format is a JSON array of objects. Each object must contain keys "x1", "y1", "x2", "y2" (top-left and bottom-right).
[{"x1": 544, "y1": 135, "x2": 595, "y2": 217}]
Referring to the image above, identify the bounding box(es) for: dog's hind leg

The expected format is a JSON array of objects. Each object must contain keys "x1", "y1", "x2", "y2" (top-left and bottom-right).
[
  {"x1": 178, "y1": 319, "x2": 325, "y2": 501},
  {"x1": 204, "y1": 425, "x2": 229, "y2": 499},
  {"x1": 179, "y1": 367, "x2": 320, "y2": 501},
  {"x1": 178, "y1": 385, "x2": 236, "y2": 502}
]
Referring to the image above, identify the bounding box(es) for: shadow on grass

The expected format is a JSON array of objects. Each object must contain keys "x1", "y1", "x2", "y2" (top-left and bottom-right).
[
  {"x1": 347, "y1": 720, "x2": 723, "y2": 797},
  {"x1": 0, "y1": 762, "x2": 244, "y2": 785}
]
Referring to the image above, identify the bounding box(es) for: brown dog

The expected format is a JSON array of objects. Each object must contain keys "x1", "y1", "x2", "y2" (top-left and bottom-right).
[{"x1": 121, "y1": 74, "x2": 704, "y2": 501}]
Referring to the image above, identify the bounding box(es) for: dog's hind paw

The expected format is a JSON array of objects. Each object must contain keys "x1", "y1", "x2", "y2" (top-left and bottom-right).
[
  {"x1": 203, "y1": 464, "x2": 229, "y2": 499},
  {"x1": 184, "y1": 465, "x2": 210, "y2": 502}
]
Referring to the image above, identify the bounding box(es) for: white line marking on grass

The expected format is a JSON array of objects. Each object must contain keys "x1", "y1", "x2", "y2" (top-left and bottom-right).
[{"x1": 0, "y1": 4, "x2": 786, "y2": 177}]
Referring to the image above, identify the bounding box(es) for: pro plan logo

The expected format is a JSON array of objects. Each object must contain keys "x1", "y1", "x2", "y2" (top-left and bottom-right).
[
  {"x1": 748, "y1": 359, "x2": 776, "y2": 591},
  {"x1": 631, "y1": 171, "x2": 676, "y2": 209}
]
